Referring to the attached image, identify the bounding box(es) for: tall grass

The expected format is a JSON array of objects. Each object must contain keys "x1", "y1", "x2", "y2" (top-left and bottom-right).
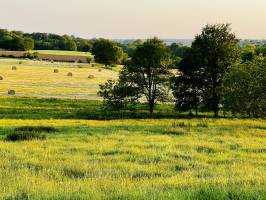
[{"x1": 0, "y1": 119, "x2": 265, "y2": 199}]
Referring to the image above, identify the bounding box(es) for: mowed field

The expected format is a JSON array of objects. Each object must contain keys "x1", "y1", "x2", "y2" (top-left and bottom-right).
[
  {"x1": 0, "y1": 58, "x2": 117, "y2": 99},
  {"x1": 31, "y1": 50, "x2": 92, "y2": 56},
  {"x1": 0, "y1": 119, "x2": 265, "y2": 199}
]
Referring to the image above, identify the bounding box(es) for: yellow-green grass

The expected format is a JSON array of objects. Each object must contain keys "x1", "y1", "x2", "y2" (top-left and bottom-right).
[
  {"x1": 31, "y1": 50, "x2": 92, "y2": 57},
  {"x1": 0, "y1": 59, "x2": 117, "y2": 99},
  {"x1": 0, "y1": 119, "x2": 265, "y2": 199}
]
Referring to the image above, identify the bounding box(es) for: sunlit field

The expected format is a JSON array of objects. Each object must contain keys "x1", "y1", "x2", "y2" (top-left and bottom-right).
[
  {"x1": 31, "y1": 50, "x2": 92, "y2": 56},
  {"x1": 0, "y1": 119, "x2": 265, "y2": 199},
  {"x1": 0, "y1": 58, "x2": 117, "y2": 99}
]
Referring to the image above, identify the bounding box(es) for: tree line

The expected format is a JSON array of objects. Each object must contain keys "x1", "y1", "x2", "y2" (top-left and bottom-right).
[
  {"x1": 0, "y1": 29, "x2": 93, "y2": 52},
  {"x1": 98, "y1": 24, "x2": 266, "y2": 118}
]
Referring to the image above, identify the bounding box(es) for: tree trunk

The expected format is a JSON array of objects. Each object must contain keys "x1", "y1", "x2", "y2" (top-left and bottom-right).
[
  {"x1": 148, "y1": 99, "x2": 154, "y2": 116},
  {"x1": 214, "y1": 107, "x2": 219, "y2": 118}
]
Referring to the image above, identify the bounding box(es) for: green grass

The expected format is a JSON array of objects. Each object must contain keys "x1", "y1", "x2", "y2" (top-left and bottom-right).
[
  {"x1": 0, "y1": 97, "x2": 215, "y2": 120},
  {"x1": 0, "y1": 58, "x2": 265, "y2": 199},
  {"x1": 0, "y1": 118, "x2": 265, "y2": 199},
  {"x1": 31, "y1": 50, "x2": 92, "y2": 56}
]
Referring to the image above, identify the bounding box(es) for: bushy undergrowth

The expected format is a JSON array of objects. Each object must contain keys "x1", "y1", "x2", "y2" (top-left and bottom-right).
[
  {"x1": 5, "y1": 126, "x2": 57, "y2": 141},
  {"x1": 14, "y1": 126, "x2": 57, "y2": 133},
  {"x1": 6, "y1": 131, "x2": 46, "y2": 141}
]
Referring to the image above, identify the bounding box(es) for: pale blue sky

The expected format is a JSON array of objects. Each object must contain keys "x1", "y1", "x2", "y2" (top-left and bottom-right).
[{"x1": 0, "y1": 0, "x2": 265, "y2": 39}]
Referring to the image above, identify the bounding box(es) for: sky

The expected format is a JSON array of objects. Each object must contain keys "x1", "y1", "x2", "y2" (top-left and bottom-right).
[{"x1": 0, "y1": 0, "x2": 265, "y2": 39}]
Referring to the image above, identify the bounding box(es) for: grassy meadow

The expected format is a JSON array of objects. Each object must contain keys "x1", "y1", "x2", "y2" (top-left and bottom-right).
[
  {"x1": 0, "y1": 119, "x2": 265, "y2": 199},
  {"x1": 0, "y1": 57, "x2": 265, "y2": 199},
  {"x1": 0, "y1": 58, "x2": 117, "y2": 99}
]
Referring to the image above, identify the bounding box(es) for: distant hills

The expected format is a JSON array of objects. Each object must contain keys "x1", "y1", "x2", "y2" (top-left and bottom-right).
[{"x1": 114, "y1": 39, "x2": 266, "y2": 47}]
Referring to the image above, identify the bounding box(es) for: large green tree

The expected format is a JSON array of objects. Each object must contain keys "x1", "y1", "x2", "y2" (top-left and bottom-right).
[
  {"x1": 99, "y1": 38, "x2": 173, "y2": 114},
  {"x1": 222, "y1": 57, "x2": 266, "y2": 117},
  {"x1": 92, "y1": 39, "x2": 124, "y2": 66},
  {"x1": 188, "y1": 24, "x2": 240, "y2": 117}
]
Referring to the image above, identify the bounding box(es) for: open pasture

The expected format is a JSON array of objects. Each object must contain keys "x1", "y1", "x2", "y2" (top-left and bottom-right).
[
  {"x1": 0, "y1": 118, "x2": 265, "y2": 199},
  {"x1": 31, "y1": 50, "x2": 92, "y2": 57},
  {"x1": 0, "y1": 58, "x2": 117, "y2": 99}
]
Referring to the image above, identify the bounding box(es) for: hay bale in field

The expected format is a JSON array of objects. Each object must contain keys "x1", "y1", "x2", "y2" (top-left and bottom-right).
[
  {"x1": 77, "y1": 65, "x2": 83, "y2": 68},
  {"x1": 98, "y1": 69, "x2": 102, "y2": 72},
  {"x1": 54, "y1": 69, "x2": 59, "y2": 73},
  {"x1": 8, "y1": 90, "x2": 15, "y2": 95},
  {"x1": 88, "y1": 75, "x2": 94, "y2": 79},
  {"x1": 12, "y1": 66, "x2": 17, "y2": 70},
  {"x1": 18, "y1": 61, "x2": 22, "y2": 65},
  {"x1": 0, "y1": 76, "x2": 3, "y2": 80},
  {"x1": 67, "y1": 72, "x2": 73, "y2": 77},
  {"x1": 91, "y1": 64, "x2": 95, "y2": 67}
]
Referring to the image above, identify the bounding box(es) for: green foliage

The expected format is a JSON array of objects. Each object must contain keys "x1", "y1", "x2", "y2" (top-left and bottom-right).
[
  {"x1": 14, "y1": 126, "x2": 57, "y2": 133},
  {"x1": 98, "y1": 80, "x2": 140, "y2": 111},
  {"x1": 23, "y1": 38, "x2": 34, "y2": 51},
  {"x1": 0, "y1": 29, "x2": 34, "y2": 51},
  {"x1": 241, "y1": 44, "x2": 257, "y2": 62},
  {"x1": 222, "y1": 57, "x2": 266, "y2": 117},
  {"x1": 173, "y1": 24, "x2": 240, "y2": 117},
  {"x1": 92, "y1": 39, "x2": 124, "y2": 66},
  {"x1": 6, "y1": 132, "x2": 46, "y2": 141},
  {"x1": 256, "y1": 44, "x2": 266, "y2": 56},
  {"x1": 0, "y1": 28, "x2": 94, "y2": 52}
]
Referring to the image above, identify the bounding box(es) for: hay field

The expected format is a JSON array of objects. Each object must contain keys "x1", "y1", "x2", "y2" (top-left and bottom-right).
[
  {"x1": 0, "y1": 58, "x2": 117, "y2": 99},
  {"x1": 0, "y1": 118, "x2": 265, "y2": 199},
  {"x1": 31, "y1": 50, "x2": 92, "y2": 56}
]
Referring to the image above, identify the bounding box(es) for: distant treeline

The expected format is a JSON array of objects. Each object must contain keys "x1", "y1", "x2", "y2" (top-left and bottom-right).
[{"x1": 0, "y1": 28, "x2": 93, "y2": 52}]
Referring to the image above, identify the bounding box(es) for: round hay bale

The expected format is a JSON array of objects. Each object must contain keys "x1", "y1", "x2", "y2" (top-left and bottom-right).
[
  {"x1": 12, "y1": 66, "x2": 17, "y2": 70},
  {"x1": 8, "y1": 90, "x2": 15, "y2": 95},
  {"x1": 18, "y1": 61, "x2": 22, "y2": 65},
  {"x1": 98, "y1": 69, "x2": 102, "y2": 72},
  {"x1": 0, "y1": 76, "x2": 3, "y2": 80},
  {"x1": 91, "y1": 64, "x2": 95, "y2": 67},
  {"x1": 67, "y1": 72, "x2": 73, "y2": 77},
  {"x1": 88, "y1": 75, "x2": 94, "y2": 79},
  {"x1": 54, "y1": 69, "x2": 59, "y2": 73},
  {"x1": 51, "y1": 60, "x2": 54, "y2": 63}
]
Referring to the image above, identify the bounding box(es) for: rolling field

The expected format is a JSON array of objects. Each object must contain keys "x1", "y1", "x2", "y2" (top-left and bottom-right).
[
  {"x1": 0, "y1": 58, "x2": 117, "y2": 99},
  {"x1": 0, "y1": 119, "x2": 265, "y2": 199},
  {"x1": 31, "y1": 50, "x2": 92, "y2": 56},
  {"x1": 0, "y1": 57, "x2": 265, "y2": 200}
]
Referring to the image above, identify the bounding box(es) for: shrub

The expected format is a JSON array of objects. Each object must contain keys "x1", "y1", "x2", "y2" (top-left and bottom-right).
[
  {"x1": 87, "y1": 57, "x2": 92, "y2": 63},
  {"x1": 67, "y1": 72, "x2": 73, "y2": 77},
  {"x1": 6, "y1": 132, "x2": 46, "y2": 141},
  {"x1": 88, "y1": 75, "x2": 94, "y2": 79},
  {"x1": 54, "y1": 69, "x2": 59, "y2": 73},
  {"x1": 12, "y1": 66, "x2": 17, "y2": 70},
  {"x1": 8, "y1": 90, "x2": 15, "y2": 95},
  {"x1": 14, "y1": 126, "x2": 57, "y2": 133},
  {"x1": 18, "y1": 61, "x2": 22, "y2": 64}
]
